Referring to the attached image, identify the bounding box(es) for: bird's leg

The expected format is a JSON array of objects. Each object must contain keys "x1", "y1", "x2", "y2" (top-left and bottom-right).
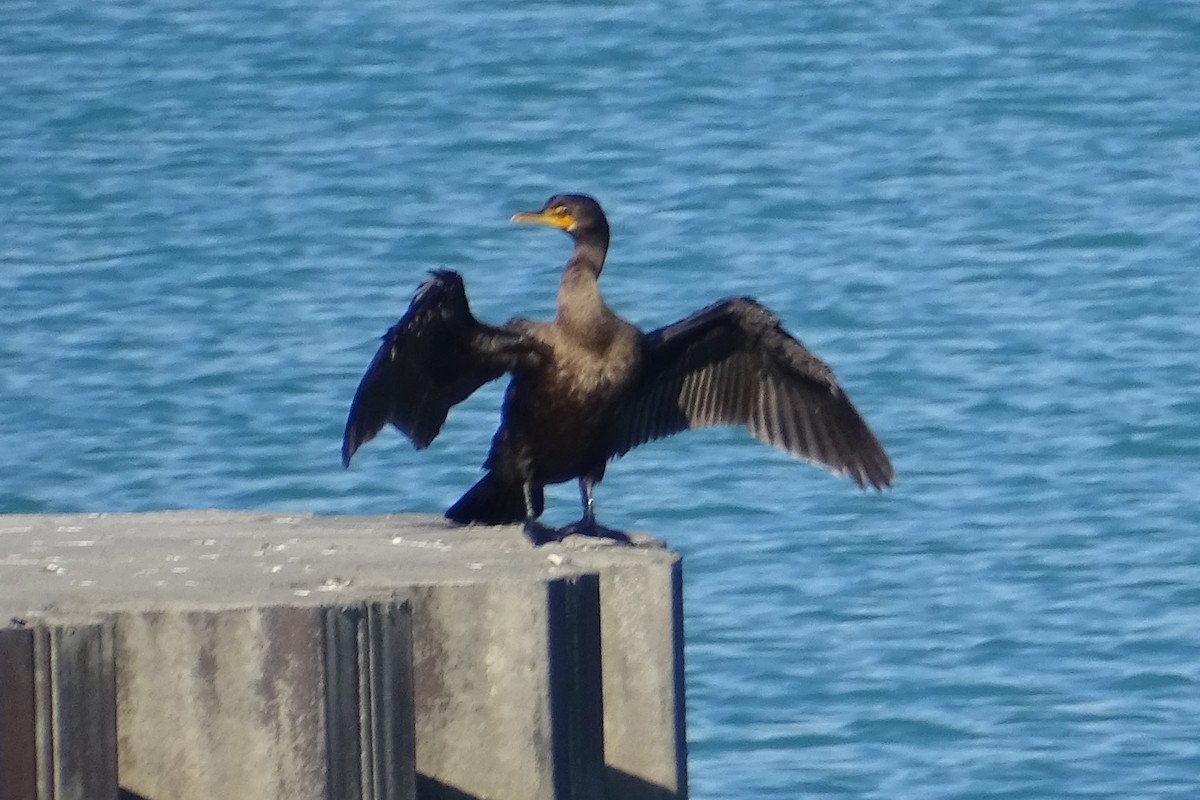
[
  {"x1": 558, "y1": 477, "x2": 632, "y2": 544},
  {"x1": 579, "y1": 478, "x2": 596, "y2": 526},
  {"x1": 522, "y1": 481, "x2": 561, "y2": 546}
]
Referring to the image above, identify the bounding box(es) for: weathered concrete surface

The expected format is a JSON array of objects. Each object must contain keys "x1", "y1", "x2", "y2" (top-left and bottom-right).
[
  {"x1": 594, "y1": 558, "x2": 687, "y2": 800},
  {"x1": 326, "y1": 601, "x2": 416, "y2": 800},
  {"x1": 0, "y1": 619, "x2": 118, "y2": 800},
  {"x1": 114, "y1": 600, "x2": 414, "y2": 800},
  {"x1": 408, "y1": 577, "x2": 605, "y2": 800},
  {"x1": 0, "y1": 511, "x2": 686, "y2": 800},
  {"x1": 0, "y1": 511, "x2": 670, "y2": 616}
]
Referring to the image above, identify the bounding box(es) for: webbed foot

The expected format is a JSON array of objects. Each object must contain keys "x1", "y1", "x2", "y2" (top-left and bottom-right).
[
  {"x1": 523, "y1": 519, "x2": 564, "y2": 546},
  {"x1": 521, "y1": 518, "x2": 633, "y2": 546},
  {"x1": 557, "y1": 518, "x2": 633, "y2": 545}
]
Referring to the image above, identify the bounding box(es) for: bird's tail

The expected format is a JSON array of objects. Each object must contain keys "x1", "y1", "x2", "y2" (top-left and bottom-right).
[{"x1": 445, "y1": 472, "x2": 541, "y2": 526}]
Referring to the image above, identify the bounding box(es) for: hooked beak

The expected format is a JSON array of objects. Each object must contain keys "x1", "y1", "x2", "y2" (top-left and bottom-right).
[{"x1": 510, "y1": 207, "x2": 575, "y2": 231}]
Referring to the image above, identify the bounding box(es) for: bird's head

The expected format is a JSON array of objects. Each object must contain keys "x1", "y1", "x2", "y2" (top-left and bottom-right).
[{"x1": 511, "y1": 194, "x2": 609, "y2": 243}]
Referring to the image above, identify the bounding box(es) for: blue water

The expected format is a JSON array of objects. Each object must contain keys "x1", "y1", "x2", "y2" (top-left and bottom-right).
[{"x1": 3, "y1": 1, "x2": 1199, "y2": 796}]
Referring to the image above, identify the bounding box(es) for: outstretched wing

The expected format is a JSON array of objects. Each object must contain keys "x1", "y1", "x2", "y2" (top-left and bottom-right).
[
  {"x1": 342, "y1": 270, "x2": 543, "y2": 466},
  {"x1": 608, "y1": 298, "x2": 894, "y2": 489}
]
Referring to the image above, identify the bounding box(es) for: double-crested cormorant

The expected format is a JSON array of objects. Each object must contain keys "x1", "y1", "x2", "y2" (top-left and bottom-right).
[{"x1": 342, "y1": 194, "x2": 893, "y2": 543}]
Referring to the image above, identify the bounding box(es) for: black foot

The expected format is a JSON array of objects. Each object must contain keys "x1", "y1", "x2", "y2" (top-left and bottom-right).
[
  {"x1": 523, "y1": 519, "x2": 564, "y2": 546},
  {"x1": 521, "y1": 518, "x2": 633, "y2": 546},
  {"x1": 558, "y1": 518, "x2": 633, "y2": 545}
]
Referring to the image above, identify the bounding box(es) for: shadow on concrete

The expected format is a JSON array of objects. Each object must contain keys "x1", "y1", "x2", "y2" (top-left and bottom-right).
[
  {"x1": 606, "y1": 766, "x2": 681, "y2": 800},
  {"x1": 119, "y1": 767, "x2": 679, "y2": 800},
  {"x1": 0, "y1": 629, "x2": 37, "y2": 800},
  {"x1": 546, "y1": 574, "x2": 606, "y2": 800},
  {"x1": 417, "y1": 772, "x2": 483, "y2": 800}
]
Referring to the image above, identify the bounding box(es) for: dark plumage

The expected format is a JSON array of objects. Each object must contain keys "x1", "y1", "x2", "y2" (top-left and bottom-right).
[{"x1": 343, "y1": 194, "x2": 893, "y2": 543}]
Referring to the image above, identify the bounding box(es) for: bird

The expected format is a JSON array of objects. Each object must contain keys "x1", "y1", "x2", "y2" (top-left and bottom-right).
[{"x1": 342, "y1": 193, "x2": 893, "y2": 544}]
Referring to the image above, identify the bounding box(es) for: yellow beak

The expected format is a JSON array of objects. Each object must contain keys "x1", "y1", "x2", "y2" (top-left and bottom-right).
[{"x1": 510, "y1": 209, "x2": 575, "y2": 231}]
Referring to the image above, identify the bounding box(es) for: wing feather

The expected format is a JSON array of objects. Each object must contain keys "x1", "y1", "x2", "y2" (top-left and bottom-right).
[
  {"x1": 342, "y1": 270, "x2": 543, "y2": 466},
  {"x1": 608, "y1": 297, "x2": 894, "y2": 489},
  {"x1": 775, "y1": 379, "x2": 800, "y2": 454}
]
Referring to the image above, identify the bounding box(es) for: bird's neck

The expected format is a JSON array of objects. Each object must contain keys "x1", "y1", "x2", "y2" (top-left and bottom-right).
[
  {"x1": 565, "y1": 230, "x2": 608, "y2": 279},
  {"x1": 556, "y1": 236, "x2": 614, "y2": 338}
]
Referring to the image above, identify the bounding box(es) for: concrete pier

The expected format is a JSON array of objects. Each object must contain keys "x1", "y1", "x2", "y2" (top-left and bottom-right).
[{"x1": 0, "y1": 512, "x2": 686, "y2": 800}]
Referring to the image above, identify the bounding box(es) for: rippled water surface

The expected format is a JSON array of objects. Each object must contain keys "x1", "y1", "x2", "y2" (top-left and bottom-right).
[{"x1": 4, "y1": 2, "x2": 1199, "y2": 797}]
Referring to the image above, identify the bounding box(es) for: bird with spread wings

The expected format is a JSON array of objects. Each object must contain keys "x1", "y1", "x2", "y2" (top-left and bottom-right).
[{"x1": 343, "y1": 194, "x2": 893, "y2": 544}]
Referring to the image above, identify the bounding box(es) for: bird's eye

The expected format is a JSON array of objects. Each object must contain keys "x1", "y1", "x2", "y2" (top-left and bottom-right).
[{"x1": 555, "y1": 206, "x2": 570, "y2": 216}]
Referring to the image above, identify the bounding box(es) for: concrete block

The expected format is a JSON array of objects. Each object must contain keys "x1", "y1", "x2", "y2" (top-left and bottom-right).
[
  {"x1": 409, "y1": 574, "x2": 605, "y2": 800},
  {"x1": 0, "y1": 511, "x2": 687, "y2": 800},
  {"x1": 0, "y1": 619, "x2": 118, "y2": 800},
  {"x1": 115, "y1": 600, "x2": 415, "y2": 800},
  {"x1": 596, "y1": 558, "x2": 687, "y2": 800}
]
